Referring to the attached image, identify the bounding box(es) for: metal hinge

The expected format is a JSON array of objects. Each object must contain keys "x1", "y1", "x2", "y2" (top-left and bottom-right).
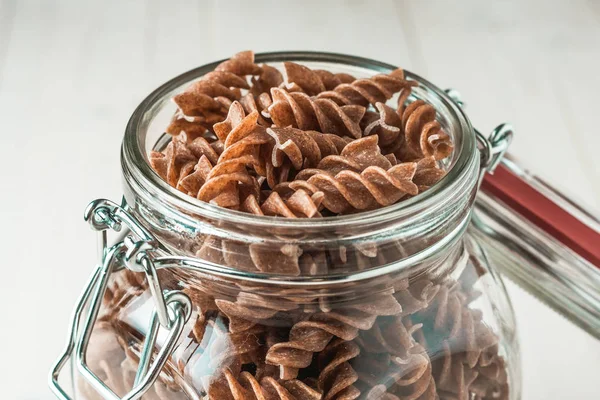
[{"x1": 444, "y1": 88, "x2": 514, "y2": 180}]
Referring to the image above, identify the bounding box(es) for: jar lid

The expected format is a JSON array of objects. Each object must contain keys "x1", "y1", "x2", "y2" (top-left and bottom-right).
[{"x1": 474, "y1": 154, "x2": 600, "y2": 338}]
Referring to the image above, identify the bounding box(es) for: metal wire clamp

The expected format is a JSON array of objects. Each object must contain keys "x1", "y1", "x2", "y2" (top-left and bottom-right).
[
  {"x1": 444, "y1": 88, "x2": 513, "y2": 179},
  {"x1": 49, "y1": 199, "x2": 191, "y2": 400}
]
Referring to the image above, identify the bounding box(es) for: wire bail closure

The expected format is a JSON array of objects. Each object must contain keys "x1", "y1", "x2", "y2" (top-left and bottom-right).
[
  {"x1": 444, "y1": 89, "x2": 513, "y2": 180},
  {"x1": 49, "y1": 199, "x2": 191, "y2": 400}
]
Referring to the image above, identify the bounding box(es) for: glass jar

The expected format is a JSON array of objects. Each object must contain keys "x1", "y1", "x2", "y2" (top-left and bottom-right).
[{"x1": 51, "y1": 52, "x2": 524, "y2": 400}]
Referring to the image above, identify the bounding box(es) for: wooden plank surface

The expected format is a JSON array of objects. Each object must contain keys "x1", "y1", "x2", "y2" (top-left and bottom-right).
[{"x1": 0, "y1": 1, "x2": 598, "y2": 398}]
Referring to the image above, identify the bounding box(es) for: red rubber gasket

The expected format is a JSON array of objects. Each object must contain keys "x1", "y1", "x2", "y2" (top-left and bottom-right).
[{"x1": 481, "y1": 164, "x2": 600, "y2": 269}]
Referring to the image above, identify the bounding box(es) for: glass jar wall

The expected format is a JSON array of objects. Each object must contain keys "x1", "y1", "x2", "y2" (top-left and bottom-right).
[{"x1": 71, "y1": 53, "x2": 521, "y2": 400}]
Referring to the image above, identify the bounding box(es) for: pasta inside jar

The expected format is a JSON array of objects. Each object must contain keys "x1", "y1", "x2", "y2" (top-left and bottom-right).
[{"x1": 77, "y1": 51, "x2": 520, "y2": 400}]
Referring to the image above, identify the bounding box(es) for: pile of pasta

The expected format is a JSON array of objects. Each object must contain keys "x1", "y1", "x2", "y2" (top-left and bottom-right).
[
  {"x1": 87, "y1": 247, "x2": 509, "y2": 399},
  {"x1": 150, "y1": 51, "x2": 453, "y2": 217},
  {"x1": 79, "y1": 52, "x2": 513, "y2": 400}
]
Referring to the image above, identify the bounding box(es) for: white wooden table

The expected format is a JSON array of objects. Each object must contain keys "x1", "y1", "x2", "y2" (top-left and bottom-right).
[{"x1": 0, "y1": 1, "x2": 598, "y2": 398}]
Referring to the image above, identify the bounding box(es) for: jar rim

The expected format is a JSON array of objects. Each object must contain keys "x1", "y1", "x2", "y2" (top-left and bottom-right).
[{"x1": 122, "y1": 51, "x2": 478, "y2": 229}]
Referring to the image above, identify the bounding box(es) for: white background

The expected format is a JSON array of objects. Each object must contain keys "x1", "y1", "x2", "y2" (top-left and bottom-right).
[{"x1": 0, "y1": 0, "x2": 599, "y2": 398}]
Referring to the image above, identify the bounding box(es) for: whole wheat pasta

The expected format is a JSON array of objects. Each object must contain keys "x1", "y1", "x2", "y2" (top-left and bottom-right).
[
  {"x1": 209, "y1": 369, "x2": 322, "y2": 400},
  {"x1": 251, "y1": 63, "x2": 284, "y2": 96},
  {"x1": 240, "y1": 92, "x2": 271, "y2": 127},
  {"x1": 392, "y1": 348, "x2": 437, "y2": 400},
  {"x1": 393, "y1": 279, "x2": 440, "y2": 317},
  {"x1": 267, "y1": 127, "x2": 351, "y2": 170},
  {"x1": 276, "y1": 136, "x2": 419, "y2": 213},
  {"x1": 316, "y1": 69, "x2": 414, "y2": 107},
  {"x1": 412, "y1": 156, "x2": 447, "y2": 192},
  {"x1": 193, "y1": 317, "x2": 265, "y2": 373},
  {"x1": 432, "y1": 341, "x2": 508, "y2": 400},
  {"x1": 298, "y1": 135, "x2": 393, "y2": 175},
  {"x1": 354, "y1": 320, "x2": 437, "y2": 399},
  {"x1": 251, "y1": 190, "x2": 324, "y2": 218},
  {"x1": 269, "y1": 87, "x2": 366, "y2": 138},
  {"x1": 168, "y1": 50, "x2": 261, "y2": 135},
  {"x1": 317, "y1": 339, "x2": 361, "y2": 400},
  {"x1": 172, "y1": 71, "x2": 248, "y2": 117},
  {"x1": 265, "y1": 293, "x2": 401, "y2": 380},
  {"x1": 166, "y1": 113, "x2": 209, "y2": 140},
  {"x1": 289, "y1": 161, "x2": 418, "y2": 214},
  {"x1": 410, "y1": 281, "x2": 508, "y2": 399},
  {"x1": 215, "y1": 50, "x2": 263, "y2": 77},
  {"x1": 283, "y1": 60, "x2": 412, "y2": 107},
  {"x1": 152, "y1": 55, "x2": 453, "y2": 219},
  {"x1": 197, "y1": 104, "x2": 267, "y2": 207},
  {"x1": 178, "y1": 134, "x2": 221, "y2": 164},
  {"x1": 176, "y1": 155, "x2": 213, "y2": 197},
  {"x1": 150, "y1": 139, "x2": 197, "y2": 187},
  {"x1": 283, "y1": 62, "x2": 356, "y2": 94},
  {"x1": 363, "y1": 102, "x2": 404, "y2": 148},
  {"x1": 314, "y1": 69, "x2": 357, "y2": 90},
  {"x1": 283, "y1": 62, "x2": 327, "y2": 95},
  {"x1": 395, "y1": 100, "x2": 454, "y2": 161}
]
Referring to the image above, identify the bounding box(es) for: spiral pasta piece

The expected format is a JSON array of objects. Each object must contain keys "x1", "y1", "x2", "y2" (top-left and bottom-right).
[
  {"x1": 198, "y1": 231, "x2": 305, "y2": 277},
  {"x1": 197, "y1": 162, "x2": 260, "y2": 209},
  {"x1": 398, "y1": 100, "x2": 454, "y2": 161},
  {"x1": 412, "y1": 284, "x2": 478, "y2": 365},
  {"x1": 410, "y1": 279, "x2": 506, "y2": 400},
  {"x1": 314, "y1": 69, "x2": 357, "y2": 90},
  {"x1": 267, "y1": 127, "x2": 351, "y2": 170},
  {"x1": 265, "y1": 315, "x2": 358, "y2": 378},
  {"x1": 208, "y1": 369, "x2": 322, "y2": 400},
  {"x1": 363, "y1": 102, "x2": 403, "y2": 148},
  {"x1": 412, "y1": 157, "x2": 446, "y2": 192},
  {"x1": 189, "y1": 317, "x2": 265, "y2": 378},
  {"x1": 431, "y1": 340, "x2": 508, "y2": 400},
  {"x1": 317, "y1": 339, "x2": 361, "y2": 400},
  {"x1": 261, "y1": 126, "x2": 350, "y2": 190},
  {"x1": 317, "y1": 69, "x2": 414, "y2": 107},
  {"x1": 251, "y1": 63, "x2": 284, "y2": 96},
  {"x1": 283, "y1": 61, "x2": 357, "y2": 94},
  {"x1": 354, "y1": 317, "x2": 438, "y2": 400},
  {"x1": 170, "y1": 51, "x2": 260, "y2": 123},
  {"x1": 215, "y1": 50, "x2": 263, "y2": 77},
  {"x1": 176, "y1": 155, "x2": 213, "y2": 197},
  {"x1": 295, "y1": 135, "x2": 391, "y2": 176},
  {"x1": 166, "y1": 113, "x2": 210, "y2": 140},
  {"x1": 356, "y1": 316, "x2": 420, "y2": 360},
  {"x1": 177, "y1": 133, "x2": 221, "y2": 163},
  {"x1": 394, "y1": 279, "x2": 440, "y2": 317},
  {"x1": 263, "y1": 147, "x2": 293, "y2": 189},
  {"x1": 282, "y1": 61, "x2": 325, "y2": 95},
  {"x1": 265, "y1": 294, "x2": 401, "y2": 380},
  {"x1": 214, "y1": 101, "x2": 316, "y2": 191},
  {"x1": 284, "y1": 136, "x2": 418, "y2": 213},
  {"x1": 259, "y1": 190, "x2": 324, "y2": 219},
  {"x1": 149, "y1": 140, "x2": 197, "y2": 187},
  {"x1": 415, "y1": 282, "x2": 496, "y2": 365},
  {"x1": 172, "y1": 71, "x2": 248, "y2": 117},
  {"x1": 269, "y1": 87, "x2": 366, "y2": 138},
  {"x1": 290, "y1": 156, "x2": 419, "y2": 214},
  {"x1": 196, "y1": 102, "x2": 269, "y2": 208},
  {"x1": 361, "y1": 351, "x2": 437, "y2": 400},
  {"x1": 391, "y1": 348, "x2": 437, "y2": 400},
  {"x1": 240, "y1": 92, "x2": 271, "y2": 127}
]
